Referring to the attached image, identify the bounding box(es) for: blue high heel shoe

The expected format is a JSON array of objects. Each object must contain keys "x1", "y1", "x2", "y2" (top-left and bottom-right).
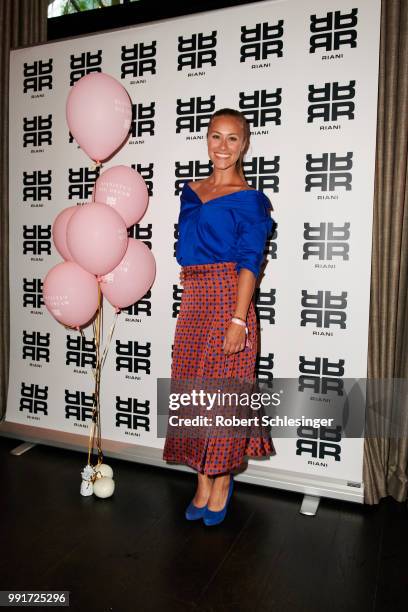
[
  {"x1": 203, "y1": 475, "x2": 234, "y2": 526},
  {"x1": 185, "y1": 500, "x2": 207, "y2": 520}
]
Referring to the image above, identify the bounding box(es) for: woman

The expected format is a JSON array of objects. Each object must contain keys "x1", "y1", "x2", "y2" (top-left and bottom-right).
[{"x1": 163, "y1": 108, "x2": 276, "y2": 526}]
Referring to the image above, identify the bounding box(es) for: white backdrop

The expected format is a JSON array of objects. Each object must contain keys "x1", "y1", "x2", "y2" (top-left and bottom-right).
[{"x1": 6, "y1": 0, "x2": 381, "y2": 502}]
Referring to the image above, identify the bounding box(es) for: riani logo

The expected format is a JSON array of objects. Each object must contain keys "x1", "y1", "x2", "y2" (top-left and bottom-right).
[
  {"x1": 308, "y1": 81, "x2": 356, "y2": 126},
  {"x1": 68, "y1": 167, "x2": 100, "y2": 203},
  {"x1": 240, "y1": 21, "x2": 284, "y2": 67},
  {"x1": 131, "y1": 162, "x2": 154, "y2": 196},
  {"x1": 122, "y1": 289, "x2": 152, "y2": 321},
  {"x1": 65, "y1": 389, "x2": 94, "y2": 428},
  {"x1": 129, "y1": 102, "x2": 155, "y2": 145},
  {"x1": 300, "y1": 290, "x2": 348, "y2": 333},
  {"x1": 22, "y1": 331, "x2": 50, "y2": 365},
  {"x1": 255, "y1": 288, "x2": 276, "y2": 325},
  {"x1": 23, "y1": 170, "x2": 52, "y2": 208},
  {"x1": 239, "y1": 90, "x2": 282, "y2": 134},
  {"x1": 243, "y1": 156, "x2": 280, "y2": 191},
  {"x1": 20, "y1": 382, "x2": 48, "y2": 419},
  {"x1": 298, "y1": 355, "x2": 345, "y2": 395},
  {"x1": 115, "y1": 339, "x2": 151, "y2": 379},
  {"x1": 23, "y1": 278, "x2": 44, "y2": 313},
  {"x1": 176, "y1": 96, "x2": 216, "y2": 140},
  {"x1": 23, "y1": 59, "x2": 53, "y2": 96},
  {"x1": 121, "y1": 41, "x2": 157, "y2": 84},
  {"x1": 65, "y1": 335, "x2": 96, "y2": 374},
  {"x1": 303, "y1": 222, "x2": 350, "y2": 267},
  {"x1": 255, "y1": 353, "x2": 274, "y2": 386},
  {"x1": 23, "y1": 225, "x2": 51, "y2": 262},
  {"x1": 305, "y1": 152, "x2": 353, "y2": 197},
  {"x1": 296, "y1": 423, "x2": 342, "y2": 464},
  {"x1": 177, "y1": 31, "x2": 217, "y2": 76},
  {"x1": 310, "y1": 9, "x2": 358, "y2": 58},
  {"x1": 115, "y1": 395, "x2": 150, "y2": 436},
  {"x1": 173, "y1": 160, "x2": 212, "y2": 194},
  {"x1": 23, "y1": 114, "x2": 52, "y2": 152},
  {"x1": 297, "y1": 355, "x2": 346, "y2": 466},
  {"x1": 69, "y1": 51, "x2": 102, "y2": 86}
]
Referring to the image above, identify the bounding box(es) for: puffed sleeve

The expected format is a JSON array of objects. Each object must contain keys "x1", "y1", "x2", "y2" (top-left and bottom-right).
[
  {"x1": 175, "y1": 181, "x2": 201, "y2": 266},
  {"x1": 235, "y1": 193, "x2": 275, "y2": 277}
]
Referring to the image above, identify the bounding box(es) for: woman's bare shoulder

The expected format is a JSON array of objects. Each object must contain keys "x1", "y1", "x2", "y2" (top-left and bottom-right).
[{"x1": 187, "y1": 179, "x2": 205, "y2": 193}]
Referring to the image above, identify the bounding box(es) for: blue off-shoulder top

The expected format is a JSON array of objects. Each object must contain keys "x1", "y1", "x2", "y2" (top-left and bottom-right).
[{"x1": 175, "y1": 182, "x2": 275, "y2": 277}]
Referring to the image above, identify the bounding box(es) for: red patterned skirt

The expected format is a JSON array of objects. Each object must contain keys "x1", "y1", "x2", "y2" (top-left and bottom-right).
[{"x1": 162, "y1": 261, "x2": 275, "y2": 475}]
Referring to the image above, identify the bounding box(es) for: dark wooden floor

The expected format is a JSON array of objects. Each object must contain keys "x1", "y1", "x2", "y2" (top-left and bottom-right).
[{"x1": 0, "y1": 436, "x2": 407, "y2": 612}]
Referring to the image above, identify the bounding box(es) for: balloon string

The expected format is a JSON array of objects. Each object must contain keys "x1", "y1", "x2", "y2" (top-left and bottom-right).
[
  {"x1": 75, "y1": 324, "x2": 97, "y2": 468},
  {"x1": 63, "y1": 286, "x2": 111, "y2": 468},
  {"x1": 87, "y1": 287, "x2": 103, "y2": 467},
  {"x1": 95, "y1": 286, "x2": 103, "y2": 465},
  {"x1": 86, "y1": 288, "x2": 120, "y2": 468},
  {"x1": 101, "y1": 287, "x2": 104, "y2": 343},
  {"x1": 100, "y1": 311, "x2": 119, "y2": 371},
  {"x1": 87, "y1": 413, "x2": 96, "y2": 467}
]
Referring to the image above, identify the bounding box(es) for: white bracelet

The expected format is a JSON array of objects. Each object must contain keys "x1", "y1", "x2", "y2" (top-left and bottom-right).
[{"x1": 231, "y1": 317, "x2": 248, "y2": 333}]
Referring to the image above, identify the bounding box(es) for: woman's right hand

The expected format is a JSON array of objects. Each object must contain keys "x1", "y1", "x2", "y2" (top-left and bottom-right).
[{"x1": 223, "y1": 321, "x2": 247, "y2": 355}]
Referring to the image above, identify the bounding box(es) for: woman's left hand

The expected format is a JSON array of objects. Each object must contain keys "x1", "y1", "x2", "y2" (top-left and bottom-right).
[{"x1": 223, "y1": 321, "x2": 247, "y2": 355}]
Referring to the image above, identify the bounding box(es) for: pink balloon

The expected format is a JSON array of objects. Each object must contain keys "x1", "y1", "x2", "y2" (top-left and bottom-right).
[
  {"x1": 93, "y1": 165, "x2": 149, "y2": 227},
  {"x1": 52, "y1": 206, "x2": 77, "y2": 261},
  {"x1": 43, "y1": 261, "x2": 99, "y2": 328},
  {"x1": 66, "y1": 202, "x2": 128, "y2": 276},
  {"x1": 66, "y1": 72, "x2": 132, "y2": 162},
  {"x1": 99, "y1": 238, "x2": 156, "y2": 309}
]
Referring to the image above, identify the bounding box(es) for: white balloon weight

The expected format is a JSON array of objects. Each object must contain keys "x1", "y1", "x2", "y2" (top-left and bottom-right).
[
  {"x1": 80, "y1": 480, "x2": 93, "y2": 496},
  {"x1": 93, "y1": 476, "x2": 115, "y2": 498},
  {"x1": 94, "y1": 463, "x2": 114, "y2": 479}
]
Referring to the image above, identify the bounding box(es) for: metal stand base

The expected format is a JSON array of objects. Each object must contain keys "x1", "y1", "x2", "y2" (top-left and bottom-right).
[
  {"x1": 300, "y1": 494, "x2": 320, "y2": 516},
  {"x1": 10, "y1": 442, "x2": 37, "y2": 456}
]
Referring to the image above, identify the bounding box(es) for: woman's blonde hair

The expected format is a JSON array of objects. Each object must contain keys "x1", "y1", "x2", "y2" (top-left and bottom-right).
[{"x1": 207, "y1": 108, "x2": 251, "y2": 180}]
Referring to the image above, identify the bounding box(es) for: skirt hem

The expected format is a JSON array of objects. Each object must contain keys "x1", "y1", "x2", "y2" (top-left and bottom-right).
[{"x1": 163, "y1": 447, "x2": 276, "y2": 476}]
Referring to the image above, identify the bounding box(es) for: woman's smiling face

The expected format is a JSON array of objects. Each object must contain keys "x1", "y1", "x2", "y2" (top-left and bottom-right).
[{"x1": 207, "y1": 114, "x2": 247, "y2": 172}]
